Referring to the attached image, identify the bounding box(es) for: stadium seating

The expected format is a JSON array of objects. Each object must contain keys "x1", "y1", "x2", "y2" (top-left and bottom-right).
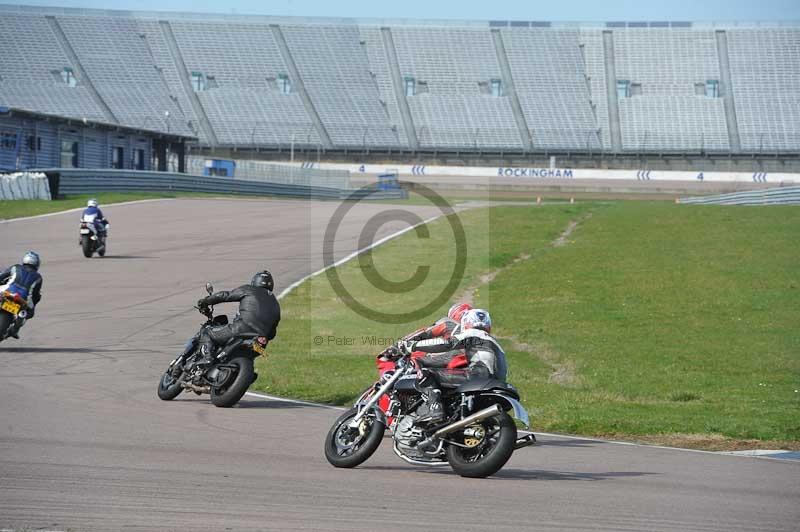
[
  {"x1": 0, "y1": 5, "x2": 797, "y2": 154},
  {"x1": 613, "y1": 29, "x2": 730, "y2": 152},
  {"x1": 727, "y1": 28, "x2": 800, "y2": 152},
  {"x1": 0, "y1": 13, "x2": 106, "y2": 122},
  {"x1": 501, "y1": 28, "x2": 601, "y2": 151},
  {"x1": 391, "y1": 27, "x2": 522, "y2": 149}
]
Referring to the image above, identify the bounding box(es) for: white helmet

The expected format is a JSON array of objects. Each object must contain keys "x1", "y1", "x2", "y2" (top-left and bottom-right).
[
  {"x1": 87, "y1": 198, "x2": 98, "y2": 208},
  {"x1": 461, "y1": 308, "x2": 491, "y2": 333},
  {"x1": 22, "y1": 250, "x2": 41, "y2": 270}
]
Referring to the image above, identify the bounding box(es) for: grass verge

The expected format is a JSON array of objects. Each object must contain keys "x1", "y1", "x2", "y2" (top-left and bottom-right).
[
  {"x1": 0, "y1": 192, "x2": 179, "y2": 220},
  {"x1": 256, "y1": 201, "x2": 800, "y2": 450}
]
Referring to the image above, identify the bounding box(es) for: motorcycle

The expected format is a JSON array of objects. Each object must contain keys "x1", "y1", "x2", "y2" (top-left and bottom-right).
[
  {"x1": 79, "y1": 213, "x2": 108, "y2": 258},
  {"x1": 324, "y1": 344, "x2": 536, "y2": 478},
  {"x1": 0, "y1": 289, "x2": 29, "y2": 342},
  {"x1": 156, "y1": 283, "x2": 268, "y2": 408}
]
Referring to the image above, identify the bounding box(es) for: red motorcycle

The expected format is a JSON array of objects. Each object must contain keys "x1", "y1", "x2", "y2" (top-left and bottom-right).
[{"x1": 358, "y1": 347, "x2": 469, "y2": 428}]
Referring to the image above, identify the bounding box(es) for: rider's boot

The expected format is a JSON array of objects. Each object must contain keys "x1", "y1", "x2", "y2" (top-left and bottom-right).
[
  {"x1": 416, "y1": 388, "x2": 444, "y2": 424},
  {"x1": 7, "y1": 320, "x2": 22, "y2": 339},
  {"x1": 196, "y1": 344, "x2": 215, "y2": 366}
]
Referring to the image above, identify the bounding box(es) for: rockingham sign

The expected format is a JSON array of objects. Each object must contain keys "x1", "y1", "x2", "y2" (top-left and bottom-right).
[
  {"x1": 497, "y1": 167, "x2": 574, "y2": 178},
  {"x1": 278, "y1": 161, "x2": 800, "y2": 184}
]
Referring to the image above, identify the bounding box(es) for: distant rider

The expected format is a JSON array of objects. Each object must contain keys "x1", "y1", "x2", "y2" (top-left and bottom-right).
[
  {"x1": 81, "y1": 198, "x2": 109, "y2": 253},
  {"x1": 195, "y1": 270, "x2": 281, "y2": 365},
  {"x1": 0, "y1": 251, "x2": 43, "y2": 339},
  {"x1": 407, "y1": 309, "x2": 507, "y2": 424}
]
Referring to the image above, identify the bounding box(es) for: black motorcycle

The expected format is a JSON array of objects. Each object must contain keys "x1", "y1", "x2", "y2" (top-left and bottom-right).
[
  {"x1": 156, "y1": 283, "x2": 268, "y2": 407},
  {"x1": 324, "y1": 344, "x2": 535, "y2": 478}
]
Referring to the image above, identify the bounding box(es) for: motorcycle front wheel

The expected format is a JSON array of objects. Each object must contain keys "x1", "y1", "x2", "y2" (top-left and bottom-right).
[
  {"x1": 210, "y1": 356, "x2": 254, "y2": 407},
  {"x1": 81, "y1": 235, "x2": 93, "y2": 258},
  {"x1": 157, "y1": 367, "x2": 183, "y2": 400},
  {"x1": 446, "y1": 411, "x2": 516, "y2": 478},
  {"x1": 324, "y1": 407, "x2": 385, "y2": 468}
]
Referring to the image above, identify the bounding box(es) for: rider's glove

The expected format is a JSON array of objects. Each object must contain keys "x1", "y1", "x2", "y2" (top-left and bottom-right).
[
  {"x1": 197, "y1": 298, "x2": 209, "y2": 309},
  {"x1": 400, "y1": 340, "x2": 416, "y2": 355}
]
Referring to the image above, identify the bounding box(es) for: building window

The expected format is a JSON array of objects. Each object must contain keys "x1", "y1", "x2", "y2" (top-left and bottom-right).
[
  {"x1": 705, "y1": 79, "x2": 720, "y2": 98},
  {"x1": 617, "y1": 80, "x2": 630, "y2": 99},
  {"x1": 0, "y1": 131, "x2": 17, "y2": 150},
  {"x1": 404, "y1": 77, "x2": 416, "y2": 97},
  {"x1": 26, "y1": 135, "x2": 42, "y2": 151},
  {"x1": 61, "y1": 67, "x2": 77, "y2": 87},
  {"x1": 191, "y1": 72, "x2": 206, "y2": 92},
  {"x1": 60, "y1": 140, "x2": 78, "y2": 168},
  {"x1": 490, "y1": 78, "x2": 504, "y2": 97},
  {"x1": 278, "y1": 74, "x2": 291, "y2": 94},
  {"x1": 134, "y1": 148, "x2": 145, "y2": 170},
  {"x1": 111, "y1": 146, "x2": 124, "y2": 169}
]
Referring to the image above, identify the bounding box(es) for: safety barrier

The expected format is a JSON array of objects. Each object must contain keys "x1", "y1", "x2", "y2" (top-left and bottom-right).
[
  {"x1": 39, "y1": 169, "x2": 406, "y2": 201},
  {"x1": 678, "y1": 186, "x2": 800, "y2": 205},
  {"x1": 0, "y1": 172, "x2": 52, "y2": 200},
  {"x1": 186, "y1": 157, "x2": 352, "y2": 189}
]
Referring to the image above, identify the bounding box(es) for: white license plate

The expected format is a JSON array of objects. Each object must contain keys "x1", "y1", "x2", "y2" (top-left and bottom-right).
[{"x1": 80, "y1": 229, "x2": 91, "y2": 234}]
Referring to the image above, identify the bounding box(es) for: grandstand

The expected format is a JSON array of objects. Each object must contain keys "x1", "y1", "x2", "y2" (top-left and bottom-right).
[{"x1": 0, "y1": 4, "x2": 797, "y2": 168}]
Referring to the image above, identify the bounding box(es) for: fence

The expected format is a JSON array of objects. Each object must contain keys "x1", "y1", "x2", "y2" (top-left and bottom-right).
[
  {"x1": 42, "y1": 169, "x2": 406, "y2": 200},
  {"x1": 186, "y1": 156, "x2": 351, "y2": 189},
  {"x1": 0, "y1": 172, "x2": 52, "y2": 200},
  {"x1": 678, "y1": 186, "x2": 800, "y2": 205}
]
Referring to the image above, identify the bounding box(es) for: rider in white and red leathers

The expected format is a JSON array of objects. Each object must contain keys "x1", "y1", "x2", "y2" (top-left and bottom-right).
[{"x1": 408, "y1": 309, "x2": 507, "y2": 424}]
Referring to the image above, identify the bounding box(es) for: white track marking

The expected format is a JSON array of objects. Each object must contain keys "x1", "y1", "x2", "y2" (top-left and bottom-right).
[
  {"x1": 0, "y1": 198, "x2": 175, "y2": 224},
  {"x1": 277, "y1": 212, "x2": 444, "y2": 300},
  {"x1": 244, "y1": 391, "x2": 346, "y2": 410}
]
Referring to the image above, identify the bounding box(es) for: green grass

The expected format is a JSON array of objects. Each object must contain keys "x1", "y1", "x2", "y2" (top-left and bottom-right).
[
  {"x1": 257, "y1": 201, "x2": 800, "y2": 447},
  {"x1": 256, "y1": 204, "x2": 588, "y2": 404},
  {"x1": 0, "y1": 192, "x2": 179, "y2": 220}
]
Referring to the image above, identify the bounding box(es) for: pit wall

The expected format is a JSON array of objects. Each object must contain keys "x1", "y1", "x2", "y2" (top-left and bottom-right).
[{"x1": 276, "y1": 162, "x2": 799, "y2": 184}]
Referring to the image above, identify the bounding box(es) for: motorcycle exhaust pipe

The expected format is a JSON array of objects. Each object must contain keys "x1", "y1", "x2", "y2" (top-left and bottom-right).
[
  {"x1": 432, "y1": 404, "x2": 502, "y2": 439},
  {"x1": 181, "y1": 382, "x2": 210, "y2": 394}
]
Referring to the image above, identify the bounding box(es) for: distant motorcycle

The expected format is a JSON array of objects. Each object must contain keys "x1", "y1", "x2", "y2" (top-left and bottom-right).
[
  {"x1": 157, "y1": 283, "x2": 268, "y2": 407},
  {"x1": 79, "y1": 213, "x2": 108, "y2": 258},
  {"x1": 324, "y1": 344, "x2": 535, "y2": 478},
  {"x1": 0, "y1": 289, "x2": 29, "y2": 342}
]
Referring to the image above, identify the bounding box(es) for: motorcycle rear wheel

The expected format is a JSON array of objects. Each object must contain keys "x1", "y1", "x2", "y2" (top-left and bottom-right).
[
  {"x1": 81, "y1": 235, "x2": 93, "y2": 258},
  {"x1": 210, "y1": 356, "x2": 254, "y2": 407},
  {"x1": 446, "y1": 411, "x2": 516, "y2": 478},
  {"x1": 0, "y1": 311, "x2": 13, "y2": 341},
  {"x1": 324, "y1": 407, "x2": 385, "y2": 468}
]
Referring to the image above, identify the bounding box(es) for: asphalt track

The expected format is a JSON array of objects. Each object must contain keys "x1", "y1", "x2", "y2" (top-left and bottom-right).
[{"x1": 1, "y1": 198, "x2": 798, "y2": 531}]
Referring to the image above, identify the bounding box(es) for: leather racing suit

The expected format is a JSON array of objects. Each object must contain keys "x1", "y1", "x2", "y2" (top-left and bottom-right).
[
  {"x1": 0, "y1": 264, "x2": 43, "y2": 336},
  {"x1": 198, "y1": 285, "x2": 280, "y2": 358}
]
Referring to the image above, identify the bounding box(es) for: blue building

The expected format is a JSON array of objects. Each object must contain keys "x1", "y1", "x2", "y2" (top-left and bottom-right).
[{"x1": 0, "y1": 107, "x2": 193, "y2": 173}]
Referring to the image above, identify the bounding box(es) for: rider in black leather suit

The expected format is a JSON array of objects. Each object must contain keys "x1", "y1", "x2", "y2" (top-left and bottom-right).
[{"x1": 196, "y1": 271, "x2": 280, "y2": 365}]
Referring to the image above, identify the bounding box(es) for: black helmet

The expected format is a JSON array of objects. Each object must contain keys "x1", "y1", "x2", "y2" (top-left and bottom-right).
[{"x1": 251, "y1": 270, "x2": 274, "y2": 292}]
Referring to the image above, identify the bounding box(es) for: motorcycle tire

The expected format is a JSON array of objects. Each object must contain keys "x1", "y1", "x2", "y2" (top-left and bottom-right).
[
  {"x1": 210, "y1": 356, "x2": 253, "y2": 408},
  {"x1": 81, "y1": 235, "x2": 93, "y2": 258},
  {"x1": 446, "y1": 411, "x2": 516, "y2": 479},
  {"x1": 157, "y1": 368, "x2": 183, "y2": 400},
  {"x1": 0, "y1": 311, "x2": 13, "y2": 342},
  {"x1": 324, "y1": 407, "x2": 385, "y2": 468}
]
